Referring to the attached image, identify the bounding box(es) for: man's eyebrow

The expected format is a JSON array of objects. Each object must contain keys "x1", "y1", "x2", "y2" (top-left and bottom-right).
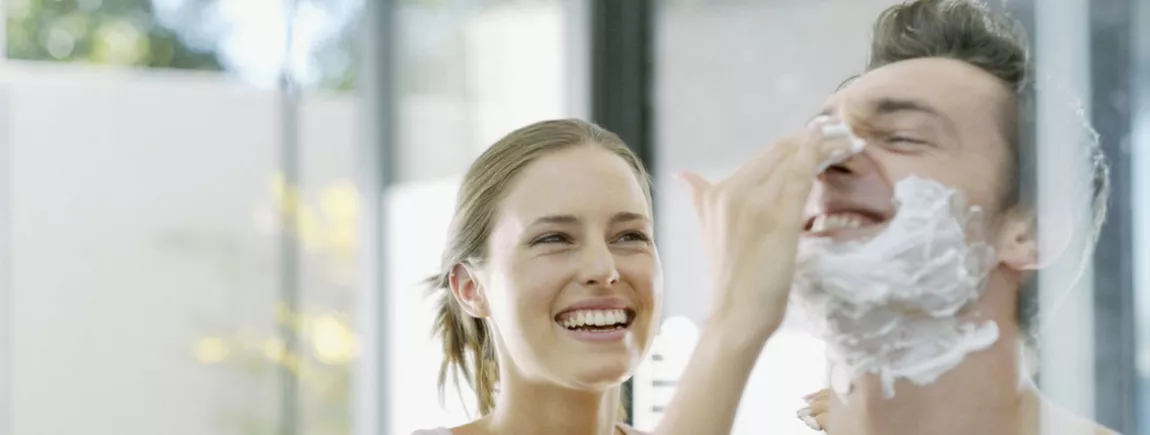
[
  {"x1": 868, "y1": 97, "x2": 957, "y2": 131},
  {"x1": 870, "y1": 97, "x2": 942, "y2": 117},
  {"x1": 836, "y1": 74, "x2": 859, "y2": 91},
  {"x1": 810, "y1": 96, "x2": 955, "y2": 130},
  {"x1": 808, "y1": 75, "x2": 860, "y2": 124}
]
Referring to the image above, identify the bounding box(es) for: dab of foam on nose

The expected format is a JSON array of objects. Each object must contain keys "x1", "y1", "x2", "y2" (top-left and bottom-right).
[
  {"x1": 811, "y1": 115, "x2": 867, "y2": 173},
  {"x1": 558, "y1": 309, "x2": 628, "y2": 329}
]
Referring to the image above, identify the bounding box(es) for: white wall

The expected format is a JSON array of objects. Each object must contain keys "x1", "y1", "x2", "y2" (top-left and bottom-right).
[
  {"x1": 0, "y1": 3, "x2": 578, "y2": 435},
  {"x1": 1, "y1": 61, "x2": 357, "y2": 435}
]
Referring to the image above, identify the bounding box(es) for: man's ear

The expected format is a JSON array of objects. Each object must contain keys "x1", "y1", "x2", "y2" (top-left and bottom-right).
[
  {"x1": 997, "y1": 204, "x2": 1074, "y2": 271},
  {"x1": 449, "y1": 262, "x2": 488, "y2": 318}
]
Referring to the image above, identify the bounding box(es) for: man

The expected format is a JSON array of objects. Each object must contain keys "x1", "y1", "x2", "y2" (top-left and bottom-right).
[{"x1": 793, "y1": 1, "x2": 1114, "y2": 434}]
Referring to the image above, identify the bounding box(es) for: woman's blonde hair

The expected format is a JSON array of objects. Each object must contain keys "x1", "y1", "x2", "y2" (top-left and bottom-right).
[{"x1": 426, "y1": 118, "x2": 653, "y2": 416}]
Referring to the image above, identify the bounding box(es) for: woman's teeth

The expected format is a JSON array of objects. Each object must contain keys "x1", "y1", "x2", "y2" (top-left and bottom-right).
[
  {"x1": 559, "y1": 309, "x2": 629, "y2": 330},
  {"x1": 810, "y1": 213, "x2": 865, "y2": 232}
]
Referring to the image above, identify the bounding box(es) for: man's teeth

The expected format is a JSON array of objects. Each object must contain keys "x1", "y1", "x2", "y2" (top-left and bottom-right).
[
  {"x1": 559, "y1": 309, "x2": 628, "y2": 329},
  {"x1": 810, "y1": 213, "x2": 864, "y2": 232}
]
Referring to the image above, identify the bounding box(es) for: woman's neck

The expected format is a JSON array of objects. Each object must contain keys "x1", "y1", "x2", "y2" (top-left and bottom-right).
[{"x1": 483, "y1": 370, "x2": 623, "y2": 435}]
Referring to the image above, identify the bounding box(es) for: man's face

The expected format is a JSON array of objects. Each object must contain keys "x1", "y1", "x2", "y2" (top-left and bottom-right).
[{"x1": 805, "y1": 57, "x2": 1016, "y2": 242}]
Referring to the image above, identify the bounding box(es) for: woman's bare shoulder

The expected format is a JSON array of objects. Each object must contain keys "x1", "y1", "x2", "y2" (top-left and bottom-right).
[{"x1": 1091, "y1": 424, "x2": 1122, "y2": 435}]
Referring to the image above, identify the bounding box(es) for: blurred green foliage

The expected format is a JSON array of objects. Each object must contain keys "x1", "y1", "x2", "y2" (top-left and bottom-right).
[
  {"x1": 5, "y1": 0, "x2": 359, "y2": 90},
  {"x1": 6, "y1": 0, "x2": 224, "y2": 70}
]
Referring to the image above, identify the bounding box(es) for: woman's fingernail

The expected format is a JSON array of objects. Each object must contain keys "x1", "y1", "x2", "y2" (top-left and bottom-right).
[
  {"x1": 816, "y1": 149, "x2": 847, "y2": 173},
  {"x1": 821, "y1": 122, "x2": 852, "y2": 138},
  {"x1": 807, "y1": 115, "x2": 836, "y2": 131},
  {"x1": 803, "y1": 392, "x2": 818, "y2": 403}
]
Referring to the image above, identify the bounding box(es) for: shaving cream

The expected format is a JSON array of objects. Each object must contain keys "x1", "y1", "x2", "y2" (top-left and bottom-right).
[
  {"x1": 793, "y1": 175, "x2": 1000, "y2": 399},
  {"x1": 812, "y1": 115, "x2": 868, "y2": 172}
]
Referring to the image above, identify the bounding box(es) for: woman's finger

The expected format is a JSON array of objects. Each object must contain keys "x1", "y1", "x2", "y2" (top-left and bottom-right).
[
  {"x1": 737, "y1": 131, "x2": 810, "y2": 191},
  {"x1": 738, "y1": 114, "x2": 851, "y2": 190},
  {"x1": 677, "y1": 171, "x2": 712, "y2": 216},
  {"x1": 748, "y1": 133, "x2": 853, "y2": 232},
  {"x1": 723, "y1": 144, "x2": 792, "y2": 193}
]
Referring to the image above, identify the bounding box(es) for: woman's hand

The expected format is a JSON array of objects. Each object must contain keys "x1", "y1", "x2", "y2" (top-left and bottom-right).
[
  {"x1": 679, "y1": 122, "x2": 851, "y2": 339},
  {"x1": 652, "y1": 122, "x2": 851, "y2": 435},
  {"x1": 798, "y1": 388, "x2": 831, "y2": 432}
]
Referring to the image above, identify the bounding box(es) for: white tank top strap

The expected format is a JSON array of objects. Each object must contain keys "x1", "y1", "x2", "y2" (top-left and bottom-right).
[
  {"x1": 410, "y1": 429, "x2": 453, "y2": 435},
  {"x1": 412, "y1": 424, "x2": 644, "y2": 435}
]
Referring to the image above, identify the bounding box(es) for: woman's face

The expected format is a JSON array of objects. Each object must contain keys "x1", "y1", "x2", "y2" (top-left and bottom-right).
[{"x1": 469, "y1": 145, "x2": 662, "y2": 391}]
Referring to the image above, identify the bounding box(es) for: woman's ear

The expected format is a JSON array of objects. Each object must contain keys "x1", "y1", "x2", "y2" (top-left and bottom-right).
[{"x1": 449, "y1": 262, "x2": 489, "y2": 318}]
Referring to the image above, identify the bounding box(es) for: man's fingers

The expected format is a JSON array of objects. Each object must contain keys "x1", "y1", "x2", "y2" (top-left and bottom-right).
[
  {"x1": 813, "y1": 412, "x2": 830, "y2": 433},
  {"x1": 801, "y1": 388, "x2": 833, "y2": 433},
  {"x1": 803, "y1": 388, "x2": 830, "y2": 404},
  {"x1": 807, "y1": 395, "x2": 829, "y2": 415},
  {"x1": 797, "y1": 406, "x2": 823, "y2": 432}
]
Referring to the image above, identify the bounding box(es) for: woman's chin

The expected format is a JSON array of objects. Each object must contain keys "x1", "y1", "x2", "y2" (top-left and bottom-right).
[{"x1": 557, "y1": 355, "x2": 640, "y2": 390}]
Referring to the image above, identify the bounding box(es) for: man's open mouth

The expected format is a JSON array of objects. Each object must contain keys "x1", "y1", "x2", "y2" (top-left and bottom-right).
[{"x1": 804, "y1": 210, "x2": 889, "y2": 239}]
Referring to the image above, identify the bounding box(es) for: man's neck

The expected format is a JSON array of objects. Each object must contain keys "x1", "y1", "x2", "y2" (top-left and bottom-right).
[
  {"x1": 827, "y1": 327, "x2": 1032, "y2": 435},
  {"x1": 481, "y1": 370, "x2": 622, "y2": 435}
]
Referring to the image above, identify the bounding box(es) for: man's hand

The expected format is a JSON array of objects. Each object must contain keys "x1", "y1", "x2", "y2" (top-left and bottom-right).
[{"x1": 798, "y1": 388, "x2": 831, "y2": 432}]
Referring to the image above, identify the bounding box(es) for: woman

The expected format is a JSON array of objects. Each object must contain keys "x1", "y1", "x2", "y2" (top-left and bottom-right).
[{"x1": 414, "y1": 118, "x2": 850, "y2": 435}]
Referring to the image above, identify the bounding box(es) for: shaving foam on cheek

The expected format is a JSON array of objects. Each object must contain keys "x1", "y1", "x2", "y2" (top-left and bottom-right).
[
  {"x1": 792, "y1": 175, "x2": 1000, "y2": 399},
  {"x1": 809, "y1": 115, "x2": 867, "y2": 173}
]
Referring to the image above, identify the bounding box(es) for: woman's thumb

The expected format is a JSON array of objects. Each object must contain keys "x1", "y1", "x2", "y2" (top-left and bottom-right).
[{"x1": 676, "y1": 171, "x2": 710, "y2": 208}]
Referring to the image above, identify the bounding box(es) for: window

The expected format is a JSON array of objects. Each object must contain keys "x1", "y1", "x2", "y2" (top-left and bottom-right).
[{"x1": 383, "y1": 1, "x2": 587, "y2": 432}]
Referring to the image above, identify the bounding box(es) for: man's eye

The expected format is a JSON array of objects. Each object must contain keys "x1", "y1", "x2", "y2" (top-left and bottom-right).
[
  {"x1": 890, "y1": 136, "x2": 925, "y2": 144},
  {"x1": 882, "y1": 135, "x2": 933, "y2": 151}
]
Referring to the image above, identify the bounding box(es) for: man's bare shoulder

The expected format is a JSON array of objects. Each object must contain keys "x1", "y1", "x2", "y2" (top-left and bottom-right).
[
  {"x1": 1091, "y1": 424, "x2": 1121, "y2": 435},
  {"x1": 1037, "y1": 395, "x2": 1122, "y2": 435},
  {"x1": 619, "y1": 423, "x2": 650, "y2": 435}
]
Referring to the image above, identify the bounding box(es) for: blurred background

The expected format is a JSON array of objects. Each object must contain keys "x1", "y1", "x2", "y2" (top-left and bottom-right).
[{"x1": 0, "y1": 0, "x2": 1145, "y2": 434}]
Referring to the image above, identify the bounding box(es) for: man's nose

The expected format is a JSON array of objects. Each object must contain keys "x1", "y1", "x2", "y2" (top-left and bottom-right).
[{"x1": 818, "y1": 150, "x2": 876, "y2": 186}]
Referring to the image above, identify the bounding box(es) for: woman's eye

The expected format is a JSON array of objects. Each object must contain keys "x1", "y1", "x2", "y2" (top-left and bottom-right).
[
  {"x1": 615, "y1": 231, "x2": 651, "y2": 243},
  {"x1": 531, "y1": 234, "x2": 571, "y2": 246}
]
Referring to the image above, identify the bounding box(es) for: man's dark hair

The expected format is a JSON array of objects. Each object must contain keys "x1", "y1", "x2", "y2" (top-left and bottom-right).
[{"x1": 863, "y1": 0, "x2": 1110, "y2": 342}]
